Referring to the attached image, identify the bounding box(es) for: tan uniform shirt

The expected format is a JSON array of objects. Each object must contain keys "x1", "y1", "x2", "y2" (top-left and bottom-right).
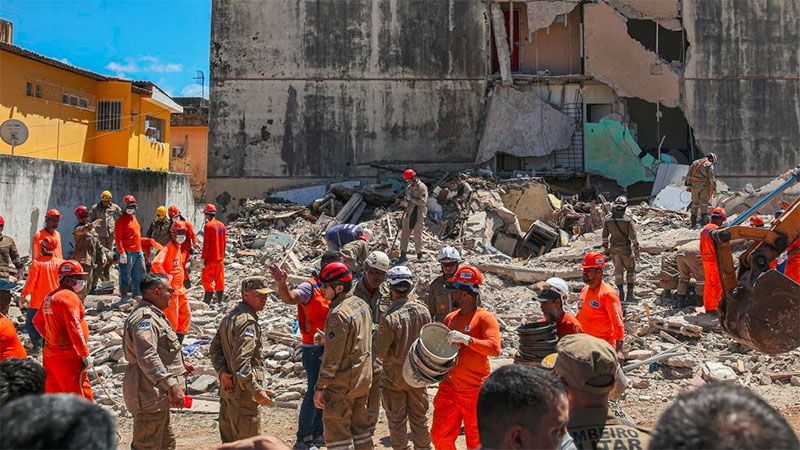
[
  {"x1": 147, "y1": 219, "x2": 172, "y2": 246},
  {"x1": 123, "y1": 300, "x2": 187, "y2": 414},
  {"x1": 405, "y1": 180, "x2": 428, "y2": 209},
  {"x1": 602, "y1": 214, "x2": 639, "y2": 251},
  {"x1": 89, "y1": 202, "x2": 122, "y2": 239},
  {"x1": 688, "y1": 158, "x2": 715, "y2": 188},
  {"x1": 73, "y1": 223, "x2": 101, "y2": 265},
  {"x1": 339, "y1": 239, "x2": 369, "y2": 274},
  {"x1": 422, "y1": 274, "x2": 451, "y2": 322},
  {"x1": 352, "y1": 279, "x2": 389, "y2": 326},
  {"x1": 209, "y1": 302, "x2": 266, "y2": 402},
  {"x1": 0, "y1": 235, "x2": 22, "y2": 279},
  {"x1": 568, "y1": 406, "x2": 650, "y2": 450},
  {"x1": 316, "y1": 294, "x2": 373, "y2": 398},
  {"x1": 374, "y1": 298, "x2": 431, "y2": 390}
]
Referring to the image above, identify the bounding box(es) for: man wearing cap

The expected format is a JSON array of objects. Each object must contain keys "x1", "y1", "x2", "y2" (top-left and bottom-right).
[
  {"x1": 32, "y1": 260, "x2": 93, "y2": 400},
  {"x1": 152, "y1": 221, "x2": 191, "y2": 342},
  {"x1": 90, "y1": 191, "x2": 123, "y2": 253},
  {"x1": 313, "y1": 262, "x2": 373, "y2": 450},
  {"x1": 422, "y1": 246, "x2": 461, "y2": 322},
  {"x1": 116, "y1": 195, "x2": 146, "y2": 299},
  {"x1": 32, "y1": 209, "x2": 63, "y2": 259},
  {"x1": 534, "y1": 277, "x2": 583, "y2": 338},
  {"x1": 432, "y1": 265, "x2": 502, "y2": 450},
  {"x1": 550, "y1": 334, "x2": 649, "y2": 449},
  {"x1": 687, "y1": 153, "x2": 717, "y2": 227},
  {"x1": 73, "y1": 205, "x2": 104, "y2": 298},
  {"x1": 210, "y1": 276, "x2": 276, "y2": 443},
  {"x1": 699, "y1": 207, "x2": 726, "y2": 313},
  {"x1": 20, "y1": 236, "x2": 63, "y2": 354},
  {"x1": 399, "y1": 169, "x2": 428, "y2": 262},
  {"x1": 0, "y1": 215, "x2": 25, "y2": 315},
  {"x1": 123, "y1": 272, "x2": 193, "y2": 450},
  {"x1": 374, "y1": 266, "x2": 432, "y2": 450},
  {"x1": 575, "y1": 252, "x2": 625, "y2": 361},
  {"x1": 201, "y1": 203, "x2": 227, "y2": 304},
  {"x1": 674, "y1": 240, "x2": 704, "y2": 308},
  {"x1": 339, "y1": 227, "x2": 372, "y2": 275},
  {"x1": 602, "y1": 196, "x2": 640, "y2": 303},
  {"x1": 147, "y1": 206, "x2": 172, "y2": 246}
]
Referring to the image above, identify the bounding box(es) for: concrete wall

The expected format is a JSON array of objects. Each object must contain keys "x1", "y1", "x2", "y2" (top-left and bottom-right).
[{"x1": 0, "y1": 154, "x2": 196, "y2": 258}]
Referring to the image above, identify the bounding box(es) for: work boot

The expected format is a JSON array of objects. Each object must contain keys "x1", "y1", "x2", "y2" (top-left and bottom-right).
[
  {"x1": 398, "y1": 252, "x2": 407, "y2": 263},
  {"x1": 616, "y1": 284, "x2": 626, "y2": 303},
  {"x1": 690, "y1": 214, "x2": 697, "y2": 228},
  {"x1": 626, "y1": 284, "x2": 636, "y2": 302},
  {"x1": 203, "y1": 291, "x2": 214, "y2": 304},
  {"x1": 215, "y1": 290, "x2": 225, "y2": 303}
]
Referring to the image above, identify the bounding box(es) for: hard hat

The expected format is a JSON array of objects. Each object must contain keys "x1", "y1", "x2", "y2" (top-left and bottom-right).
[
  {"x1": 614, "y1": 196, "x2": 628, "y2": 207},
  {"x1": 749, "y1": 215, "x2": 765, "y2": 227},
  {"x1": 544, "y1": 277, "x2": 570, "y2": 300},
  {"x1": 170, "y1": 221, "x2": 188, "y2": 232},
  {"x1": 40, "y1": 236, "x2": 57, "y2": 251},
  {"x1": 0, "y1": 215, "x2": 5, "y2": 226},
  {"x1": 101, "y1": 190, "x2": 112, "y2": 200},
  {"x1": 123, "y1": 195, "x2": 137, "y2": 206},
  {"x1": 319, "y1": 262, "x2": 353, "y2": 284},
  {"x1": 156, "y1": 206, "x2": 167, "y2": 217},
  {"x1": 168, "y1": 205, "x2": 180, "y2": 217},
  {"x1": 580, "y1": 252, "x2": 606, "y2": 269},
  {"x1": 359, "y1": 227, "x2": 373, "y2": 241},
  {"x1": 74, "y1": 205, "x2": 89, "y2": 218},
  {"x1": 451, "y1": 265, "x2": 483, "y2": 286},
  {"x1": 437, "y1": 246, "x2": 462, "y2": 263},
  {"x1": 706, "y1": 152, "x2": 717, "y2": 162},
  {"x1": 58, "y1": 260, "x2": 88, "y2": 277},
  {"x1": 387, "y1": 266, "x2": 414, "y2": 285},
  {"x1": 45, "y1": 209, "x2": 62, "y2": 219},
  {"x1": 365, "y1": 251, "x2": 390, "y2": 272},
  {"x1": 203, "y1": 203, "x2": 217, "y2": 214},
  {"x1": 403, "y1": 169, "x2": 416, "y2": 180},
  {"x1": 710, "y1": 207, "x2": 727, "y2": 220}
]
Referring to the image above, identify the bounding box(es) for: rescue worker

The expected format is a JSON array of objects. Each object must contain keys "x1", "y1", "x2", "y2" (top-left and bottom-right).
[
  {"x1": 399, "y1": 169, "x2": 428, "y2": 262},
  {"x1": 123, "y1": 272, "x2": 193, "y2": 450},
  {"x1": 201, "y1": 203, "x2": 227, "y2": 304},
  {"x1": 210, "y1": 277, "x2": 276, "y2": 443},
  {"x1": 116, "y1": 195, "x2": 146, "y2": 299},
  {"x1": 312, "y1": 262, "x2": 373, "y2": 450},
  {"x1": 32, "y1": 260, "x2": 93, "y2": 400},
  {"x1": 0, "y1": 311, "x2": 27, "y2": 360},
  {"x1": 324, "y1": 223, "x2": 370, "y2": 251},
  {"x1": 575, "y1": 252, "x2": 625, "y2": 361},
  {"x1": 687, "y1": 153, "x2": 717, "y2": 227},
  {"x1": 533, "y1": 277, "x2": 583, "y2": 338},
  {"x1": 432, "y1": 265, "x2": 502, "y2": 450},
  {"x1": 602, "y1": 196, "x2": 640, "y2": 303},
  {"x1": 549, "y1": 333, "x2": 650, "y2": 449},
  {"x1": 675, "y1": 240, "x2": 704, "y2": 308},
  {"x1": 268, "y1": 251, "x2": 341, "y2": 449},
  {"x1": 141, "y1": 237, "x2": 164, "y2": 272},
  {"x1": 168, "y1": 205, "x2": 198, "y2": 288},
  {"x1": 0, "y1": 215, "x2": 25, "y2": 315},
  {"x1": 72, "y1": 205, "x2": 103, "y2": 297},
  {"x1": 422, "y1": 246, "x2": 461, "y2": 322},
  {"x1": 374, "y1": 266, "x2": 432, "y2": 450},
  {"x1": 20, "y1": 236, "x2": 63, "y2": 354},
  {"x1": 32, "y1": 208, "x2": 63, "y2": 259},
  {"x1": 339, "y1": 227, "x2": 372, "y2": 275},
  {"x1": 151, "y1": 221, "x2": 190, "y2": 342},
  {"x1": 89, "y1": 190, "x2": 122, "y2": 252},
  {"x1": 146, "y1": 206, "x2": 172, "y2": 246},
  {"x1": 700, "y1": 207, "x2": 726, "y2": 313},
  {"x1": 749, "y1": 215, "x2": 765, "y2": 228}
]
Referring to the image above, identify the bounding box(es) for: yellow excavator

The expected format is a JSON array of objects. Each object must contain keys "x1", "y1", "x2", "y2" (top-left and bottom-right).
[{"x1": 712, "y1": 167, "x2": 800, "y2": 355}]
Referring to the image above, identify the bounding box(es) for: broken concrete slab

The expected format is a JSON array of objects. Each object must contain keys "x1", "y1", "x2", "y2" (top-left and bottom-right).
[
  {"x1": 477, "y1": 86, "x2": 575, "y2": 164},
  {"x1": 605, "y1": 0, "x2": 680, "y2": 20},
  {"x1": 525, "y1": 0, "x2": 581, "y2": 33},
  {"x1": 478, "y1": 262, "x2": 582, "y2": 283},
  {"x1": 499, "y1": 182, "x2": 555, "y2": 230},
  {"x1": 490, "y1": 2, "x2": 514, "y2": 86},
  {"x1": 653, "y1": 185, "x2": 691, "y2": 211}
]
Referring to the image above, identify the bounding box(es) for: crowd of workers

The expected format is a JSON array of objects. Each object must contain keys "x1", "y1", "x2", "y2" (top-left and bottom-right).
[{"x1": 0, "y1": 165, "x2": 799, "y2": 450}]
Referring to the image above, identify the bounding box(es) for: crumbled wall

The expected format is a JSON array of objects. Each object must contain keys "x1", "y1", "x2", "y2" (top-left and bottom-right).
[
  {"x1": 524, "y1": 0, "x2": 581, "y2": 32},
  {"x1": 606, "y1": 0, "x2": 679, "y2": 20},
  {"x1": 584, "y1": 118, "x2": 658, "y2": 187}
]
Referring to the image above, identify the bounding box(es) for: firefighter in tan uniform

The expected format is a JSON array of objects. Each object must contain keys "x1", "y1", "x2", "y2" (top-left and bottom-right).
[
  {"x1": 123, "y1": 272, "x2": 193, "y2": 450},
  {"x1": 339, "y1": 228, "x2": 372, "y2": 275},
  {"x1": 422, "y1": 246, "x2": 461, "y2": 322},
  {"x1": 675, "y1": 240, "x2": 704, "y2": 308},
  {"x1": 602, "y1": 196, "x2": 640, "y2": 303},
  {"x1": 88, "y1": 190, "x2": 122, "y2": 280},
  {"x1": 210, "y1": 276, "x2": 276, "y2": 443},
  {"x1": 399, "y1": 169, "x2": 428, "y2": 262},
  {"x1": 313, "y1": 262, "x2": 374, "y2": 450},
  {"x1": 72, "y1": 205, "x2": 104, "y2": 297},
  {"x1": 374, "y1": 266, "x2": 433, "y2": 450},
  {"x1": 687, "y1": 153, "x2": 717, "y2": 227}
]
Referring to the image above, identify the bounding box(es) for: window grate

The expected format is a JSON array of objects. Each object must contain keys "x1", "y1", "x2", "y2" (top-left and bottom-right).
[{"x1": 97, "y1": 101, "x2": 122, "y2": 131}]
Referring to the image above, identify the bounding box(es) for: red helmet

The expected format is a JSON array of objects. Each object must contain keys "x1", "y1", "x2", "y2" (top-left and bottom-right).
[
  {"x1": 203, "y1": 203, "x2": 217, "y2": 214},
  {"x1": 123, "y1": 195, "x2": 137, "y2": 205},
  {"x1": 58, "y1": 260, "x2": 88, "y2": 277},
  {"x1": 168, "y1": 205, "x2": 180, "y2": 217},
  {"x1": 319, "y1": 262, "x2": 353, "y2": 284},
  {"x1": 74, "y1": 205, "x2": 89, "y2": 218},
  {"x1": 40, "y1": 236, "x2": 57, "y2": 251},
  {"x1": 170, "y1": 220, "x2": 187, "y2": 232},
  {"x1": 580, "y1": 252, "x2": 606, "y2": 269},
  {"x1": 403, "y1": 169, "x2": 416, "y2": 180},
  {"x1": 710, "y1": 207, "x2": 727, "y2": 220},
  {"x1": 451, "y1": 265, "x2": 483, "y2": 286},
  {"x1": 0, "y1": 215, "x2": 4, "y2": 225},
  {"x1": 749, "y1": 215, "x2": 765, "y2": 227},
  {"x1": 45, "y1": 209, "x2": 62, "y2": 219}
]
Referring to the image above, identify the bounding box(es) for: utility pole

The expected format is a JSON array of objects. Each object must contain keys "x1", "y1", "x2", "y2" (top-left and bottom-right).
[{"x1": 193, "y1": 70, "x2": 205, "y2": 99}]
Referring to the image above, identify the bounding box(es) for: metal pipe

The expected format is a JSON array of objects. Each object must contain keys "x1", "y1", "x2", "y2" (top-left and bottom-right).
[{"x1": 729, "y1": 167, "x2": 800, "y2": 226}]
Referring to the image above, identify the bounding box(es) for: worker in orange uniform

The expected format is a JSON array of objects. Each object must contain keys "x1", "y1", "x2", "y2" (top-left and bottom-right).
[
  {"x1": 168, "y1": 205, "x2": 198, "y2": 288},
  {"x1": 782, "y1": 238, "x2": 800, "y2": 284},
  {"x1": 141, "y1": 237, "x2": 164, "y2": 272},
  {"x1": 534, "y1": 277, "x2": 583, "y2": 338},
  {"x1": 151, "y1": 221, "x2": 190, "y2": 342},
  {"x1": 201, "y1": 203, "x2": 227, "y2": 304},
  {"x1": 575, "y1": 252, "x2": 625, "y2": 361},
  {"x1": 32, "y1": 209, "x2": 63, "y2": 259},
  {"x1": 20, "y1": 236, "x2": 63, "y2": 355},
  {"x1": 115, "y1": 195, "x2": 146, "y2": 299},
  {"x1": 0, "y1": 312, "x2": 27, "y2": 360},
  {"x1": 32, "y1": 260, "x2": 93, "y2": 400},
  {"x1": 432, "y1": 265, "x2": 501, "y2": 450},
  {"x1": 699, "y1": 207, "x2": 727, "y2": 313}
]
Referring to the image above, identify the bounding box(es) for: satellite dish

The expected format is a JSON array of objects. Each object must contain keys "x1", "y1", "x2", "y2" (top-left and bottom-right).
[{"x1": 0, "y1": 119, "x2": 29, "y2": 150}]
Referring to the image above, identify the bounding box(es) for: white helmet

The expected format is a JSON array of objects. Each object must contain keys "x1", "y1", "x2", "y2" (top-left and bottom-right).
[
  {"x1": 545, "y1": 277, "x2": 570, "y2": 300},
  {"x1": 365, "y1": 251, "x2": 390, "y2": 272},
  {"x1": 614, "y1": 196, "x2": 628, "y2": 207},
  {"x1": 437, "y1": 246, "x2": 462, "y2": 263},
  {"x1": 359, "y1": 227, "x2": 374, "y2": 241},
  {"x1": 387, "y1": 266, "x2": 414, "y2": 285}
]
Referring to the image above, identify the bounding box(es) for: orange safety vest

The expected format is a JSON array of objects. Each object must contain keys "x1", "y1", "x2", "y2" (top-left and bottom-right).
[{"x1": 297, "y1": 278, "x2": 330, "y2": 345}]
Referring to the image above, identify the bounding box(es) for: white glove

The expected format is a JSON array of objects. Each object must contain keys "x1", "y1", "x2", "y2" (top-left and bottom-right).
[
  {"x1": 447, "y1": 330, "x2": 471, "y2": 346},
  {"x1": 118, "y1": 252, "x2": 128, "y2": 265},
  {"x1": 81, "y1": 356, "x2": 94, "y2": 371}
]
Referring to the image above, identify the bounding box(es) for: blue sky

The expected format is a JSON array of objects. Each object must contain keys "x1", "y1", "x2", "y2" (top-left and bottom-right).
[{"x1": 2, "y1": 0, "x2": 211, "y2": 98}]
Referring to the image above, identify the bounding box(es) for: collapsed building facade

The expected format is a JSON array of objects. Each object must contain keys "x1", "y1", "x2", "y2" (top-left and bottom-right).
[{"x1": 208, "y1": 0, "x2": 800, "y2": 205}]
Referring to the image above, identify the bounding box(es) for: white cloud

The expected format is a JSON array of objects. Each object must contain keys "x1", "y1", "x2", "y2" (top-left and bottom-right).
[
  {"x1": 105, "y1": 56, "x2": 183, "y2": 76},
  {"x1": 58, "y1": 57, "x2": 70, "y2": 64}
]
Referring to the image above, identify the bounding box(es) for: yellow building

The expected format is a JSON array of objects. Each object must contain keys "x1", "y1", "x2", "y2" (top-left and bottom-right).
[
  {"x1": 170, "y1": 97, "x2": 208, "y2": 199},
  {"x1": 0, "y1": 41, "x2": 183, "y2": 170}
]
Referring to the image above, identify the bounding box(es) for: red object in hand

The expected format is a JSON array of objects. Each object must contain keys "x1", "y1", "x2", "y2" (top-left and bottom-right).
[{"x1": 183, "y1": 395, "x2": 193, "y2": 409}]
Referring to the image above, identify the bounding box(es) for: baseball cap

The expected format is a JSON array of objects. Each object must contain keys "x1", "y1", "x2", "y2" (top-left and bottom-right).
[
  {"x1": 550, "y1": 334, "x2": 618, "y2": 394},
  {"x1": 241, "y1": 277, "x2": 274, "y2": 294}
]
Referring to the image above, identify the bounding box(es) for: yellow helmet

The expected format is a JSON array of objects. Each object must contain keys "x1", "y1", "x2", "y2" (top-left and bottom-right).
[
  {"x1": 156, "y1": 206, "x2": 167, "y2": 218},
  {"x1": 101, "y1": 190, "x2": 112, "y2": 200}
]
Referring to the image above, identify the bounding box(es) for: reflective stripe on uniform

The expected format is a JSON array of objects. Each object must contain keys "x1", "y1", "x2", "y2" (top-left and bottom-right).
[{"x1": 327, "y1": 437, "x2": 355, "y2": 450}]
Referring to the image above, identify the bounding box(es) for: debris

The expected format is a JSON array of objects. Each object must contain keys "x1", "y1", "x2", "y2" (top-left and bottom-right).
[{"x1": 702, "y1": 362, "x2": 738, "y2": 383}]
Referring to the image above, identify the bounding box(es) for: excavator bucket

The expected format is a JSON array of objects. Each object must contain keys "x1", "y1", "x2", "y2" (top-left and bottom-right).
[{"x1": 721, "y1": 270, "x2": 800, "y2": 355}]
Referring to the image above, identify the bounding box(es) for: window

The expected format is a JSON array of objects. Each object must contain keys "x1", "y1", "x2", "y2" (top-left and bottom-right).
[
  {"x1": 35, "y1": 84, "x2": 42, "y2": 98},
  {"x1": 26, "y1": 82, "x2": 42, "y2": 98},
  {"x1": 96, "y1": 100, "x2": 122, "y2": 131},
  {"x1": 171, "y1": 145, "x2": 185, "y2": 158},
  {"x1": 145, "y1": 116, "x2": 164, "y2": 143},
  {"x1": 26, "y1": 82, "x2": 32, "y2": 97}
]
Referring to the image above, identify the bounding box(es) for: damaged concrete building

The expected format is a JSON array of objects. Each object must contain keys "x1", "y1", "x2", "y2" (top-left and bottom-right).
[{"x1": 209, "y1": 0, "x2": 799, "y2": 203}]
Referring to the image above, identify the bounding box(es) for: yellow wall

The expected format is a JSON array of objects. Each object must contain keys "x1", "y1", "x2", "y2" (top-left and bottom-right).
[
  {"x1": 170, "y1": 125, "x2": 208, "y2": 198},
  {"x1": 132, "y1": 95, "x2": 171, "y2": 170}
]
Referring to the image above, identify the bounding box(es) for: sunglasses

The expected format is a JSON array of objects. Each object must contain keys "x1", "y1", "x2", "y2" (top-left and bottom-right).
[{"x1": 446, "y1": 281, "x2": 477, "y2": 293}]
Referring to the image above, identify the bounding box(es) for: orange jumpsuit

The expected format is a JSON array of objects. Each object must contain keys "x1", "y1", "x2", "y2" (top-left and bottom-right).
[
  {"x1": 175, "y1": 218, "x2": 198, "y2": 281},
  {"x1": 201, "y1": 218, "x2": 227, "y2": 293},
  {"x1": 21, "y1": 255, "x2": 63, "y2": 310},
  {"x1": 785, "y1": 238, "x2": 800, "y2": 284},
  {"x1": 432, "y1": 307, "x2": 501, "y2": 450},
  {"x1": 152, "y1": 241, "x2": 190, "y2": 334},
  {"x1": 141, "y1": 238, "x2": 164, "y2": 262},
  {"x1": 576, "y1": 281, "x2": 624, "y2": 348},
  {"x1": 700, "y1": 223, "x2": 722, "y2": 312},
  {"x1": 0, "y1": 313, "x2": 27, "y2": 360},
  {"x1": 32, "y1": 287, "x2": 93, "y2": 400},
  {"x1": 31, "y1": 229, "x2": 63, "y2": 259}
]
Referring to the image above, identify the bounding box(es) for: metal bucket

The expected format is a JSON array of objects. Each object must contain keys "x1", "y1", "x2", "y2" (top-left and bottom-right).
[
  {"x1": 402, "y1": 324, "x2": 460, "y2": 388},
  {"x1": 417, "y1": 323, "x2": 459, "y2": 365},
  {"x1": 403, "y1": 341, "x2": 440, "y2": 388}
]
